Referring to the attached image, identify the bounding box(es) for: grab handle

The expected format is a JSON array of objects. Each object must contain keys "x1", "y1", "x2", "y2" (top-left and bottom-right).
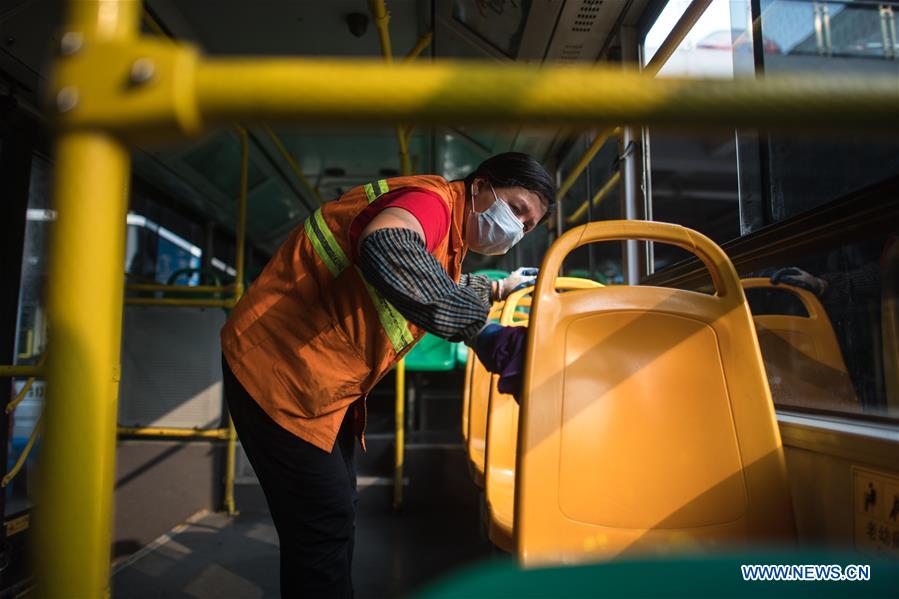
[
  {"x1": 537, "y1": 221, "x2": 741, "y2": 301},
  {"x1": 740, "y1": 277, "x2": 823, "y2": 320},
  {"x1": 501, "y1": 276, "x2": 602, "y2": 325}
]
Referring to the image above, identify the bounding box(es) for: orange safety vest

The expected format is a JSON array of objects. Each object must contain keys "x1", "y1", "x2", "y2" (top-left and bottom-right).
[{"x1": 222, "y1": 175, "x2": 468, "y2": 451}]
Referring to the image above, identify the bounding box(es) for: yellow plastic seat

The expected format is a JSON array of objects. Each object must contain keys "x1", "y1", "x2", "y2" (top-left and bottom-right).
[
  {"x1": 484, "y1": 278, "x2": 600, "y2": 552},
  {"x1": 516, "y1": 221, "x2": 795, "y2": 567},
  {"x1": 466, "y1": 302, "x2": 504, "y2": 486},
  {"x1": 461, "y1": 347, "x2": 475, "y2": 444},
  {"x1": 742, "y1": 278, "x2": 858, "y2": 410}
]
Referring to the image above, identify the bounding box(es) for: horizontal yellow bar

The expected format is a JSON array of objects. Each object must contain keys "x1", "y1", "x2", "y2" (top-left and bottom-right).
[
  {"x1": 0, "y1": 365, "x2": 45, "y2": 378},
  {"x1": 124, "y1": 297, "x2": 234, "y2": 308},
  {"x1": 126, "y1": 283, "x2": 234, "y2": 293},
  {"x1": 195, "y1": 59, "x2": 899, "y2": 130},
  {"x1": 117, "y1": 426, "x2": 229, "y2": 440}
]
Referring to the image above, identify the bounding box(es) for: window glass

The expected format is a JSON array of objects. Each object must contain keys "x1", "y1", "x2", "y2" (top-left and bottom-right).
[
  {"x1": 125, "y1": 213, "x2": 203, "y2": 285},
  {"x1": 757, "y1": 0, "x2": 899, "y2": 221},
  {"x1": 9, "y1": 156, "x2": 52, "y2": 514},
  {"x1": 155, "y1": 231, "x2": 202, "y2": 285},
  {"x1": 643, "y1": 0, "x2": 750, "y2": 270},
  {"x1": 743, "y1": 231, "x2": 899, "y2": 419},
  {"x1": 556, "y1": 135, "x2": 623, "y2": 284},
  {"x1": 644, "y1": 0, "x2": 751, "y2": 78}
]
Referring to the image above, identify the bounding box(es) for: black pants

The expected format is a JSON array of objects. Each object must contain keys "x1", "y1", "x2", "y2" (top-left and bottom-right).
[{"x1": 223, "y1": 356, "x2": 357, "y2": 598}]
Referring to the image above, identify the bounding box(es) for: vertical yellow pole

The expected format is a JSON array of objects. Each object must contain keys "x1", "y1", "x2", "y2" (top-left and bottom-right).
[
  {"x1": 40, "y1": 126, "x2": 132, "y2": 597},
  {"x1": 223, "y1": 126, "x2": 249, "y2": 516},
  {"x1": 232, "y1": 127, "x2": 249, "y2": 300},
  {"x1": 369, "y1": 0, "x2": 410, "y2": 510},
  {"x1": 368, "y1": 0, "x2": 392, "y2": 60},
  {"x1": 393, "y1": 357, "x2": 405, "y2": 509},
  {"x1": 37, "y1": 4, "x2": 137, "y2": 596},
  {"x1": 224, "y1": 419, "x2": 239, "y2": 515},
  {"x1": 396, "y1": 125, "x2": 412, "y2": 177}
]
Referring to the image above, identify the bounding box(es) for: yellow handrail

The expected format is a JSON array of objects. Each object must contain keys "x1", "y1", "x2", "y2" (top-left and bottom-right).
[
  {"x1": 0, "y1": 365, "x2": 45, "y2": 378},
  {"x1": 221, "y1": 125, "x2": 249, "y2": 516},
  {"x1": 123, "y1": 297, "x2": 234, "y2": 308},
  {"x1": 233, "y1": 126, "x2": 249, "y2": 297},
  {"x1": 2, "y1": 414, "x2": 42, "y2": 488},
  {"x1": 393, "y1": 357, "x2": 405, "y2": 510},
  {"x1": 188, "y1": 61, "x2": 898, "y2": 130},
  {"x1": 125, "y1": 283, "x2": 235, "y2": 294},
  {"x1": 369, "y1": 0, "x2": 414, "y2": 510},
  {"x1": 369, "y1": 0, "x2": 392, "y2": 60},
  {"x1": 261, "y1": 124, "x2": 324, "y2": 206},
  {"x1": 223, "y1": 418, "x2": 239, "y2": 515},
  {"x1": 403, "y1": 31, "x2": 433, "y2": 63},
  {"x1": 396, "y1": 125, "x2": 412, "y2": 178},
  {"x1": 565, "y1": 171, "x2": 622, "y2": 224},
  {"x1": 645, "y1": 0, "x2": 712, "y2": 74},
  {"x1": 556, "y1": 127, "x2": 620, "y2": 202},
  {"x1": 7, "y1": 377, "x2": 38, "y2": 414},
  {"x1": 117, "y1": 426, "x2": 229, "y2": 440},
  {"x1": 116, "y1": 421, "x2": 238, "y2": 518},
  {"x1": 6, "y1": 354, "x2": 47, "y2": 414}
]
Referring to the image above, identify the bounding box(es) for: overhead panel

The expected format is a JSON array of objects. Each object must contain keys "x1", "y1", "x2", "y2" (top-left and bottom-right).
[
  {"x1": 545, "y1": 0, "x2": 629, "y2": 63},
  {"x1": 439, "y1": 0, "x2": 563, "y2": 63},
  {"x1": 438, "y1": 0, "x2": 626, "y2": 64}
]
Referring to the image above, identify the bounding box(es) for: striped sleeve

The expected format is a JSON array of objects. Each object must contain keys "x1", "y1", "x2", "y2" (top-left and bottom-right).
[
  {"x1": 357, "y1": 228, "x2": 490, "y2": 342},
  {"x1": 459, "y1": 274, "x2": 494, "y2": 306}
]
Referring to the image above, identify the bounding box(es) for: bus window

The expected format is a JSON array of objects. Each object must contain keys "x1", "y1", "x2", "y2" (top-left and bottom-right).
[
  {"x1": 751, "y1": 0, "x2": 899, "y2": 221},
  {"x1": 642, "y1": 0, "x2": 751, "y2": 271},
  {"x1": 744, "y1": 233, "x2": 898, "y2": 419},
  {"x1": 8, "y1": 155, "x2": 52, "y2": 515}
]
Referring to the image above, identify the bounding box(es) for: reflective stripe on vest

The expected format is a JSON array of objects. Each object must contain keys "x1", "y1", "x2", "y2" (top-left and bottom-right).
[
  {"x1": 304, "y1": 179, "x2": 414, "y2": 353},
  {"x1": 357, "y1": 267, "x2": 416, "y2": 353},
  {"x1": 304, "y1": 208, "x2": 349, "y2": 277},
  {"x1": 364, "y1": 179, "x2": 390, "y2": 204}
]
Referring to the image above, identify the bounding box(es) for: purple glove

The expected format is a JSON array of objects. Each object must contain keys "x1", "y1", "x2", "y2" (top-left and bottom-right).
[{"x1": 472, "y1": 324, "x2": 528, "y2": 401}]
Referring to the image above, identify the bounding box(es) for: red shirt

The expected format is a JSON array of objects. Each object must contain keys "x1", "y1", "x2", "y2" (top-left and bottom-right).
[{"x1": 349, "y1": 188, "x2": 451, "y2": 254}]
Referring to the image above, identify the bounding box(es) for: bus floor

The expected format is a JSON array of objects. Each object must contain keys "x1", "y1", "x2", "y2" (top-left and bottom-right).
[{"x1": 112, "y1": 440, "x2": 493, "y2": 598}]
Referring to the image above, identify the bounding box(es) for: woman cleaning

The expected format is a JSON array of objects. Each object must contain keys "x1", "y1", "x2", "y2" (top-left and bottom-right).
[{"x1": 221, "y1": 152, "x2": 554, "y2": 597}]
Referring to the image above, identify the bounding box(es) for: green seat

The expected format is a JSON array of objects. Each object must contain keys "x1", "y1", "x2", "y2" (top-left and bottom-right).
[
  {"x1": 404, "y1": 334, "x2": 457, "y2": 372},
  {"x1": 418, "y1": 552, "x2": 899, "y2": 598}
]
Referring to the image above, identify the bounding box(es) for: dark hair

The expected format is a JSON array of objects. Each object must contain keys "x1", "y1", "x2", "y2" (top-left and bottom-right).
[{"x1": 465, "y1": 152, "x2": 556, "y2": 220}]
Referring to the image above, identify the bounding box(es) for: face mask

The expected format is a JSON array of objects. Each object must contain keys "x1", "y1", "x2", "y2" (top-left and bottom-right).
[{"x1": 466, "y1": 182, "x2": 525, "y2": 256}]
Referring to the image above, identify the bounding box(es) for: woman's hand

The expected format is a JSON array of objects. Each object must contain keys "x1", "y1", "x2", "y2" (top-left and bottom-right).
[
  {"x1": 493, "y1": 267, "x2": 539, "y2": 301},
  {"x1": 770, "y1": 267, "x2": 829, "y2": 297}
]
